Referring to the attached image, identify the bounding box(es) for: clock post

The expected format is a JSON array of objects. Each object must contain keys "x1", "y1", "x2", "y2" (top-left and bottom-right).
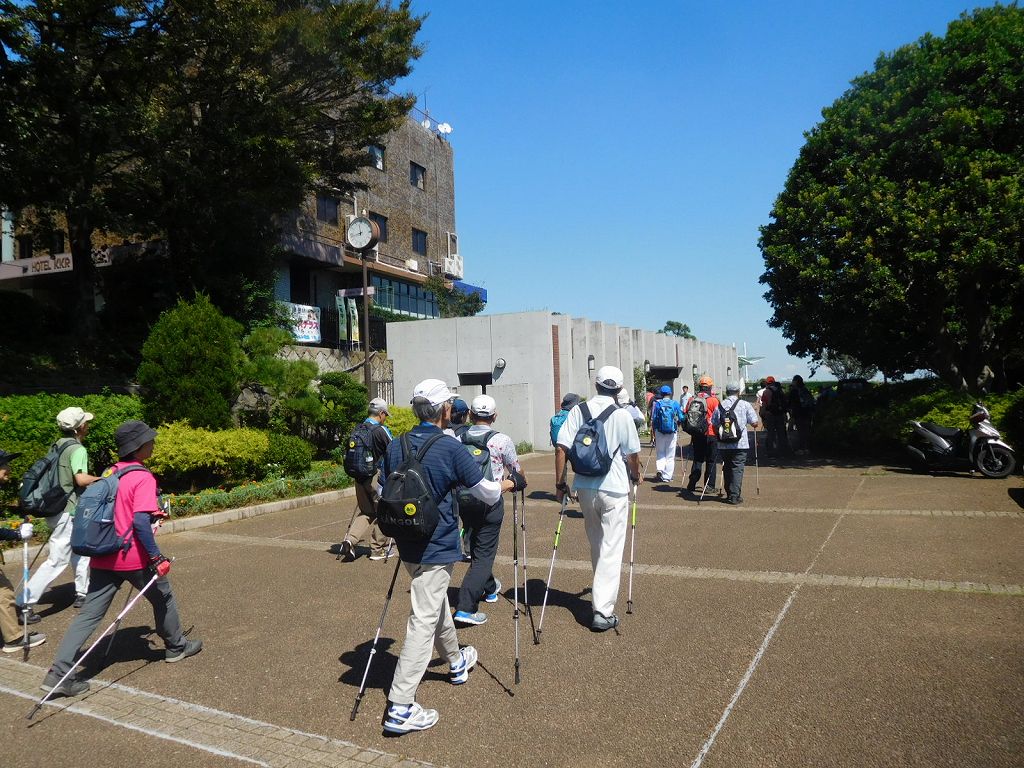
[
  {"x1": 361, "y1": 252, "x2": 371, "y2": 391},
  {"x1": 344, "y1": 216, "x2": 380, "y2": 393}
]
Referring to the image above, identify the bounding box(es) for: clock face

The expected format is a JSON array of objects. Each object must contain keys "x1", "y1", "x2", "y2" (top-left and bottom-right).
[{"x1": 347, "y1": 217, "x2": 376, "y2": 250}]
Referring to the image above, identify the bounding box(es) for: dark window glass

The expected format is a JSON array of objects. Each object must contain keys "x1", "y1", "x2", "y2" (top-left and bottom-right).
[
  {"x1": 410, "y1": 161, "x2": 425, "y2": 189},
  {"x1": 316, "y1": 194, "x2": 339, "y2": 224},
  {"x1": 368, "y1": 144, "x2": 385, "y2": 171},
  {"x1": 412, "y1": 228, "x2": 427, "y2": 256}
]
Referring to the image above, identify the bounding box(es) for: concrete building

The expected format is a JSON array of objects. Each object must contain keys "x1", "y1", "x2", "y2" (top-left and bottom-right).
[{"x1": 387, "y1": 310, "x2": 739, "y2": 450}]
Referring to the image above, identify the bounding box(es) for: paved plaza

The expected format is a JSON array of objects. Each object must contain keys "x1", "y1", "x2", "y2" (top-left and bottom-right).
[{"x1": 2, "y1": 447, "x2": 1022, "y2": 767}]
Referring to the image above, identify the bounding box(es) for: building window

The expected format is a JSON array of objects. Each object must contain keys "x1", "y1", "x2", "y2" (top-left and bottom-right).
[
  {"x1": 316, "y1": 194, "x2": 339, "y2": 225},
  {"x1": 52, "y1": 231, "x2": 65, "y2": 255},
  {"x1": 16, "y1": 235, "x2": 32, "y2": 260},
  {"x1": 409, "y1": 161, "x2": 425, "y2": 190},
  {"x1": 368, "y1": 144, "x2": 385, "y2": 171},
  {"x1": 369, "y1": 212, "x2": 388, "y2": 243},
  {"x1": 412, "y1": 228, "x2": 427, "y2": 256}
]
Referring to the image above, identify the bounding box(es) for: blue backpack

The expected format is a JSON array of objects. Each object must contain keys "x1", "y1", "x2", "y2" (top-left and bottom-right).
[
  {"x1": 550, "y1": 410, "x2": 569, "y2": 445},
  {"x1": 71, "y1": 465, "x2": 151, "y2": 557},
  {"x1": 567, "y1": 403, "x2": 618, "y2": 476},
  {"x1": 653, "y1": 399, "x2": 678, "y2": 434}
]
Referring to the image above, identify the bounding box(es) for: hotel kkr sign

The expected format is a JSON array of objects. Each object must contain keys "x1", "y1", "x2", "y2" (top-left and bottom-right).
[{"x1": 0, "y1": 250, "x2": 112, "y2": 280}]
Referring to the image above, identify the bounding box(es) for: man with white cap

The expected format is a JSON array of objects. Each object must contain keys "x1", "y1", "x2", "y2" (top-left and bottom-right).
[
  {"x1": 380, "y1": 379, "x2": 518, "y2": 734},
  {"x1": 18, "y1": 406, "x2": 99, "y2": 624},
  {"x1": 452, "y1": 394, "x2": 526, "y2": 626},
  {"x1": 712, "y1": 382, "x2": 760, "y2": 505},
  {"x1": 334, "y1": 397, "x2": 393, "y2": 562},
  {"x1": 554, "y1": 365, "x2": 642, "y2": 632}
]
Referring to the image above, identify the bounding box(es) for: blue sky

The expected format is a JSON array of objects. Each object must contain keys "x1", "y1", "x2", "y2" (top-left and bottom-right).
[{"x1": 396, "y1": 0, "x2": 988, "y2": 381}]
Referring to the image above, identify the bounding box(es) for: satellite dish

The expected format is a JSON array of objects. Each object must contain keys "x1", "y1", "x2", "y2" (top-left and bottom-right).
[
  {"x1": 421, "y1": 118, "x2": 431, "y2": 130},
  {"x1": 437, "y1": 122, "x2": 452, "y2": 134}
]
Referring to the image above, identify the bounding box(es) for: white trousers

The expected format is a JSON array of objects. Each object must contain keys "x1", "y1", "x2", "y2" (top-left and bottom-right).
[
  {"x1": 577, "y1": 488, "x2": 629, "y2": 618},
  {"x1": 654, "y1": 430, "x2": 678, "y2": 479},
  {"x1": 388, "y1": 562, "x2": 461, "y2": 705},
  {"x1": 19, "y1": 511, "x2": 90, "y2": 606}
]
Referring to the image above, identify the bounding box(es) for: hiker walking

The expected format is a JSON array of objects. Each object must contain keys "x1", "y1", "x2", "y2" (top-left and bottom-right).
[
  {"x1": 617, "y1": 390, "x2": 645, "y2": 429},
  {"x1": 445, "y1": 398, "x2": 470, "y2": 436},
  {"x1": 684, "y1": 376, "x2": 721, "y2": 495},
  {"x1": 0, "y1": 449, "x2": 47, "y2": 654},
  {"x1": 336, "y1": 398, "x2": 393, "y2": 562},
  {"x1": 40, "y1": 420, "x2": 202, "y2": 698},
  {"x1": 712, "y1": 382, "x2": 760, "y2": 505},
  {"x1": 18, "y1": 407, "x2": 100, "y2": 624},
  {"x1": 453, "y1": 395, "x2": 525, "y2": 626},
  {"x1": 650, "y1": 386, "x2": 683, "y2": 482},
  {"x1": 760, "y1": 376, "x2": 789, "y2": 456},
  {"x1": 549, "y1": 393, "x2": 580, "y2": 448},
  {"x1": 379, "y1": 379, "x2": 517, "y2": 734},
  {"x1": 788, "y1": 375, "x2": 815, "y2": 455},
  {"x1": 554, "y1": 366, "x2": 641, "y2": 632}
]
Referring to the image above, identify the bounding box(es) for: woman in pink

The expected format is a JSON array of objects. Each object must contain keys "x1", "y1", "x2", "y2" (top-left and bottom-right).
[{"x1": 40, "y1": 421, "x2": 202, "y2": 698}]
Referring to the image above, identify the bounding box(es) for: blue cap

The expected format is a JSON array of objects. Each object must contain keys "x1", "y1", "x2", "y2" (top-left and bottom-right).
[
  {"x1": 451, "y1": 398, "x2": 469, "y2": 414},
  {"x1": 659, "y1": 385, "x2": 672, "y2": 395}
]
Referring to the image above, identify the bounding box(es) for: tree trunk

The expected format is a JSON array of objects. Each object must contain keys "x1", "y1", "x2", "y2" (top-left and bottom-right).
[{"x1": 67, "y1": 207, "x2": 100, "y2": 340}]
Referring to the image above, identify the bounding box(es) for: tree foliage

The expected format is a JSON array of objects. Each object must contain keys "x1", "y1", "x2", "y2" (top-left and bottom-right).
[
  {"x1": 660, "y1": 320, "x2": 695, "y2": 339},
  {"x1": 759, "y1": 5, "x2": 1024, "y2": 393},
  {"x1": 820, "y1": 351, "x2": 878, "y2": 382},
  {"x1": 424, "y1": 275, "x2": 485, "y2": 318}
]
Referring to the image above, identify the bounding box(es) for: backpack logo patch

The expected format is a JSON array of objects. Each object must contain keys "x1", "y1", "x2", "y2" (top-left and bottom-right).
[{"x1": 404, "y1": 503, "x2": 416, "y2": 516}]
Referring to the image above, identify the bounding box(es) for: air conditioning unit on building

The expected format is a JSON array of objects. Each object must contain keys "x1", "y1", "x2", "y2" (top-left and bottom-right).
[
  {"x1": 405, "y1": 258, "x2": 419, "y2": 272},
  {"x1": 443, "y1": 254, "x2": 464, "y2": 279}
]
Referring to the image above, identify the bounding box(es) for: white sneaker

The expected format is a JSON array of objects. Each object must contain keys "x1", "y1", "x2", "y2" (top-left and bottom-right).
[
  {"x1": 382, "y1": 701, "x2": 439, "y2": 734},
  {"x1": 449, "y1": 645, "x2": 478, "y2": 684}
]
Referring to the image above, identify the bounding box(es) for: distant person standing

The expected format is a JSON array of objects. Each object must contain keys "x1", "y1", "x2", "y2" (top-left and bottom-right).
[
  {"x1": 549, "y1": 393, "x2": 580, "y2": 448},
  {"x1": 712, "y1": 382, "x2": 760, "y2": 505},
  {"x1": 788, "y1": 375, "x2": 816, "y2": 455},
  {"x1": 760, "y1": 376, "x2": 789, "y2": 457},
  {"x1": 679, "y1": 385, "x2": 693, "y2": 413},
  {"x1": 650, "y1": 385, "x2": 682, "y2": 482}
]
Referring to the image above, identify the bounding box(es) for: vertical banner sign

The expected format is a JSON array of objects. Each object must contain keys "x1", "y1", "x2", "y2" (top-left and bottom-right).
[
  {"x1": 336, "y1": 294, "x2": 349, "y2": 343},
  {"x1": 285, "y1": 302, "x2": 321, "y2": 343},
  {"x1": 347, "y1": 298, "x2": 360, "y2": 344}
]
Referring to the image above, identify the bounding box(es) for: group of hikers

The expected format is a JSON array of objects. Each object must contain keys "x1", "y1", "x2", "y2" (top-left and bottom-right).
[{"x1": 0, "y1": 364, "x2": 814, "y2": 735}]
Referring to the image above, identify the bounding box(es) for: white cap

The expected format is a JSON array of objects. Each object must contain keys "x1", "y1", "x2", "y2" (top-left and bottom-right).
[
  {"x1": 726, "y1": 381, "x2": 741, "y2": 394},
  {"x1": 594, "y1": 365, "x2": 624, "y2": 390},
  {"x1": 411, "y1": 378, "x2": 453, "y2": 406},
  {"x1": 616, "y1": 389, "x2": 630, "y2": 405},
  {"x1": 369, "y1": 397, "x2": 389, "y2": 414},
  {"x1": 470, "y1": 394, "x2": 497, "y2": 417},
  {"x1": 56, "y1": 406, "x2": 94, "y2": 431}
]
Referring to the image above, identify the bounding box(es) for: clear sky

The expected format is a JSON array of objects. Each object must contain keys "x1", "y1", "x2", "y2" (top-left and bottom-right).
[{"x1": 396, "y1": 0, "x2": 989, "y2": 381}]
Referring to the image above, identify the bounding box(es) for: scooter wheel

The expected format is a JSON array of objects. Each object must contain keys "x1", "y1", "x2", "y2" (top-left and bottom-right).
[{"x1": 976, "y1": 444, "x2": 1016, "y2": 479}]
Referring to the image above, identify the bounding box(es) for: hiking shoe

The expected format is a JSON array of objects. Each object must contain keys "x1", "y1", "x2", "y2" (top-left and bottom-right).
[
  {"x1": 460, "y1": 552, "x2": 472, "y2": 563},
  {"x1": 3, "y1": 631, "x2": 46, "y2": 653},
  {"x1": 484, "y1": 579, "x2": 502, "y2": 603},
  {"x1": 453, "y1": 610, "x2": 487, "y2": 626},
  {"x1": 18, "y1": 606, "x2": 41, "y2": 625},
  {"x1": 73, "y1": 594, "x2": 87, "y2": 608},
  {"x1": 449, "y1": 645, "x2": 478, "y2": 684},
  {"x1": 40, "y1": 669, "x2": 89, "y2": 697},
  {"x1": 685, "y1": 483, "x2": 697, "y2": 493},
  {"x1": 335, "y1": 540, "x2": 355, "y2": 562},
  {"x1": 590, "y1": 613, "x2": 620, "y2": 632},
  {"x1": 368, "y1": 551, "x2": 388, "y2": 561},
  {"x1": 382, "y1": 701, "x2": 439, "y2": 734},
  {"x1": 165, "y1": 638, "x2": 203, "y2": 663}
]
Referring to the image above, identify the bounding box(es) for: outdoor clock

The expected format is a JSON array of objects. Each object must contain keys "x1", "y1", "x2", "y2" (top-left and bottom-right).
[{"x1": 346, "y1": 216, "x2": 380, "y2": 251}]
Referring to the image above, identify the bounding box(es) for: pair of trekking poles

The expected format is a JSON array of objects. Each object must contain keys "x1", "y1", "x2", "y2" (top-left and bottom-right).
[{"x1": 351, "y1": 493, "x2": 533, "y2": 720}]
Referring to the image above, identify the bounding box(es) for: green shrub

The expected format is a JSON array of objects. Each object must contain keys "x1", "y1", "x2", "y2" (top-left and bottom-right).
[
  {"x1": 515, "y1": 441, "x2": 533, "y2": 455},
  {"x1": 0, "y1": 392, "x2": 144, "y2": 507},
  {"x1": 147, "y1": 421, "x2": 269, "y2": 492},
  {"x1": 137, "y1": 294, "x2": 244, "y2": 429},
  {"x1": 385, "y1": 405, "x2": 417, "y2": 437},
  {"x1": 266, "y1": 432, "x2": 314, "y2": 477},
  {"x1": 315, "y1": 372, "x2": 368, "y2": 450},
  {"x1": 239, "y1": 327, "x2": 323, "y2": 436}
]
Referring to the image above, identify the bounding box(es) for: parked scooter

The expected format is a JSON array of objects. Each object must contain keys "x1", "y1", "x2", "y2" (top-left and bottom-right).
[{"x1": 906, "y1": 401, "x2": 1016, "y2": 478}]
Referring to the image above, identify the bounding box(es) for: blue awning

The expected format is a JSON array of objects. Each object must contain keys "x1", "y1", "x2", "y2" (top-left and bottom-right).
[{"x1": 453, "y1": 281, "x2": 487, "y2": 302}]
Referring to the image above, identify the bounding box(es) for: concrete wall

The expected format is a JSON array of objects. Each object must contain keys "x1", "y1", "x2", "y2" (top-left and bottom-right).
[{"x1": 387, "y1": 311, "x2": 738, "y2": 450}]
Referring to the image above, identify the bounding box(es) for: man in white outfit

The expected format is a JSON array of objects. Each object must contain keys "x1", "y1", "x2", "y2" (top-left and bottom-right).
[
  {"x1": 555, "y1": 365, "x2": 641, "y2": 632},
  {"x1": 649, "y1": 385, "x2": 682, "y2": 482},
  {"x1": 18, "y1": 407, "x2": 99, "y2": 624}
]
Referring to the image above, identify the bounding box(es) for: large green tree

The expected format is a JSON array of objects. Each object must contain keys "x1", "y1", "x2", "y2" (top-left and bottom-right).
[{"x1": 759, "y1": 5, "x2": 1024, "y2": 392}]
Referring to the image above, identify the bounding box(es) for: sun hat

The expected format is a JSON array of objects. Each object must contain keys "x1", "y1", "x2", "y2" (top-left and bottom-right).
[
  {"x1": 56, "y1": 406, "x2": 94, "y2": 431},
  {"x1": 560, "y1": 393, "x2": 580, "y2": 410},
  {"x1": 470, "y1": 395, "x2": 497, "y2": 417},
  {"x1": 659, "y1": 385, "x2": 671, "y2": 395},
  {"x1": 115, "y1": 420, "x2": 158, "y2": 459},
  {"x1": 411, "y1": 378, "x2": 453, "y2": 406},
  {"x1": 369, "y1": 397, "x2": 390, "y2": 415},
  {"x1": 594, "y1": 365, "x2": 624, "y2": 390},
  {"x1": 0, "y1": 449, "x2": 21, "y2": 466},
  {"x1": 726, "y1": 381, "x2": 741, "y2": 394}
]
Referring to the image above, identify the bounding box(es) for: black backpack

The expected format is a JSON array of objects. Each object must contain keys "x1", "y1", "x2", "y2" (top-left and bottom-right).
[
  {"x1": 567, "y1": 403, "x2": 618, "y2": 477},
  {"x1": 377, "y1": 433, "x2": 444, "y2": 542},
  {"x1": 343, "y1": 422, "x2": 379, "y2": 482},
  {"x1": 767, "y1": 383, "x2": 787, "y2": 414},
  {"x1": 71, "y1": 465, "x2": 151, "y2": 556},
  {"x1": 19, "y1": 439, "x2": 79, "y2": 517},
  {"x1": 717, "y1": 399, "x2": 742, "y2": 443},
  {"x1": 456, "y1": 430, "x2": 497, "y2": 515},
  {"x1": 683, "y1": 396, "x2": 708, "y2": 436}
]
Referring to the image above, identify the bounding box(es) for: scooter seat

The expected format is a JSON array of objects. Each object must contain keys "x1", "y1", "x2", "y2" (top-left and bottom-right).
[{"x1": 921, "y1": 422, "x2": 961, "y2": 439}]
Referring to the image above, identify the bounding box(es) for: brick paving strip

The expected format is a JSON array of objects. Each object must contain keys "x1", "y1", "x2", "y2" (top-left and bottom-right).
[
  {"x1": 0, "y1": 658, "x2": 438, "y2": 768},
  {"x1": 639, "y1": 503, "x2": 1023, "y2": 518},
  {"x1": 180, "y1": 532, "x2": 1024, "y2": 597}
]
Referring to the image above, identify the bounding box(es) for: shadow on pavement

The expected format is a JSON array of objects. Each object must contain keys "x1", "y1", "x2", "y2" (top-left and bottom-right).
[
  {"x1": 337, "y1": 637, "x2": 398, "y2": 690},
  {"x1": 1008, "y1": 487, "x2": 1024, "y2": 510}
]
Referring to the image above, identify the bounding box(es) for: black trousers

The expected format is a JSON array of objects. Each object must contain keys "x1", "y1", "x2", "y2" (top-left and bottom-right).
[
  {"x1": 688, "y1": 434, "x2": 718, "y2": 489},
  {"x1": 456, "y1": 500, "x2": 504, "y2": 614}
]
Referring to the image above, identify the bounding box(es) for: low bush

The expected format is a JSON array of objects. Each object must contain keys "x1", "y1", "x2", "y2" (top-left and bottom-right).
[
  {"x1": 385, "y1": 406, "x2": 417, "y2": 437},
  {"x1": 147, "y1": 422, "x2": 270, "y2": 492},
  {"x1": 266, "y1": 432, "x2": 315, "y2": 477},
  {"x1": 515, "y1": 441, "x2": 533, "y2": 455}
]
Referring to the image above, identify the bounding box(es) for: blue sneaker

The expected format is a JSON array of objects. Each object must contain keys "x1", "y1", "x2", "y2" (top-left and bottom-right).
[
  {"x1": 449, "y1": 646, "x2": 478, "y2": 684},
  {"x1": 453, "y1": 610, "x2": 487, "y2": 625},
  {"x1": 382, "y1": 701, "x2": 439, "y2": 734},
  {"x1": 484, "y1": 579, "x2": 502, "y2": 603}
]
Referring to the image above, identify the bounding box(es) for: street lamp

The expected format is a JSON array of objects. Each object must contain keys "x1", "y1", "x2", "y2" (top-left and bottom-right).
[
  {"x1": 644, "y1": 359, "x2": 651, "y2": 374},
  {"x1": 587, "y1": 354, "x2": 596, "y2": 376}
]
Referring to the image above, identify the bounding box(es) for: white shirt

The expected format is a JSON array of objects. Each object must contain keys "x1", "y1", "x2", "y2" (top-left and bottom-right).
[
  {"x1": 712, "y1": 396, "x2": 760, "y2": 450},
  {"x1": 556, "y1": 394, "x2": 641, "y2": 495}
]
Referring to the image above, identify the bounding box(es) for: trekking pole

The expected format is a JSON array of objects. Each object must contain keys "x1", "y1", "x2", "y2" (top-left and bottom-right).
[
  {"x1": 350, "y1": 557, "x2": 402, "y2": 721},
  {"x1": 101, "y1": 586, "x2": 134, "y2": 663},
  {"x1": 626, "y1": 484, "x2": 638, "y2": 615},
  {"x1": 383, "y1": 537, "x2": 395, "y2": 563},
  {"x1": 520, "y1": 491, "x2": 537, "y2": 643},
  {"x1": 536, "y1": 491, "x2": 569, "y2": 644},
  {"x1": 641, "y1": 441, "x2": 657, "y2": 478},
  {"x1": 698, "y1": 472, "x2": 712, "y2": 505},
  {"x1": 511, "y1": 492, "x2": 522, "y2": 684},
  {"x1": 21, "y1": 529, "x2": 30, "y2": 660},
  {"x1": 337, "y1": 502, "x2": 361, "y2": 561},
  {"x1": 27, "y1": 572, "x2": 161, "y2": 720}
]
